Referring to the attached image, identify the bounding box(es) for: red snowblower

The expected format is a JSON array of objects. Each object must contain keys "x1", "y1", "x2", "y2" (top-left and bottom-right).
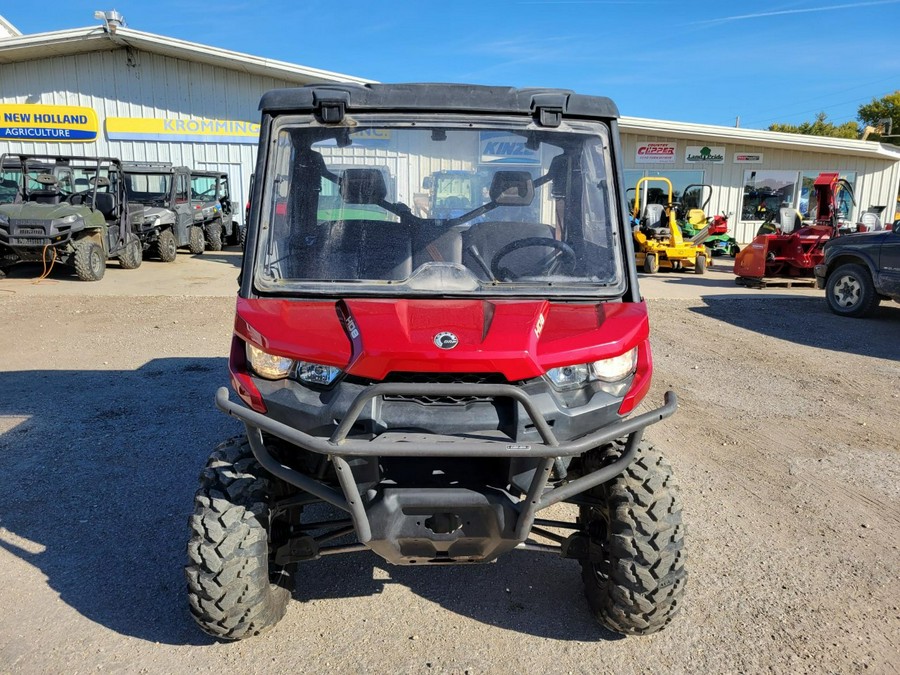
[{"x1": 734, "y1": 172, "x2": 854, "y2": 286}]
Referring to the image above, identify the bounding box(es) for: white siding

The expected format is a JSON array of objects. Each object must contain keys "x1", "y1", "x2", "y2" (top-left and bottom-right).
[
  {"x1": 621, "y1": 133, "x2": 900, "y2": 243},
  {"x1": 0, "y1": 47, "x2": 301, "y2": 224}
]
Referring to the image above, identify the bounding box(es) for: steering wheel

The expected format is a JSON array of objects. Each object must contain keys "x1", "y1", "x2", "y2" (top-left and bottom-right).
[{"x1": 490, "y1": 237, "x2": 577, "y2": 280}]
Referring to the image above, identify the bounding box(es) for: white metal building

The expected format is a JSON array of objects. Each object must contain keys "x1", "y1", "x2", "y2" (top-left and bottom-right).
[
  {"x1": 2, "y1": 13, "x2": 898, "y2": 242},
  {"x1": 0, "y1": 16, "x2": 372, "y2": 222},
  {"x1": 619, "y1": 118, "x2": 900, "y2": 243}
]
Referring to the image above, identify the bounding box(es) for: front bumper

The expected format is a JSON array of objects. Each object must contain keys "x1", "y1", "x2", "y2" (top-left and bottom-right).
[
  {"x1": 216, "y1": 384, "x2": 677, "y2": 563},
  {"x1": 814, "y1": 263, "x2": 827, "y2": 289}
]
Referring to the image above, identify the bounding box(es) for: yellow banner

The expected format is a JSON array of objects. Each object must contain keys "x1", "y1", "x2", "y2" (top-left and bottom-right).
[
  {"x1": 106, "y1": 117, "x2": 260, "y2": 144},
  {"x1": 0, "y1": 104, "x2": 98, "y2": 142}
]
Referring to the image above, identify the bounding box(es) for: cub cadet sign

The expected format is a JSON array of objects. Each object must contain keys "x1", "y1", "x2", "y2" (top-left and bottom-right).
[
  {"x1": 106, "y1": 117, "x2": 259, "y2": 144},
  {"x1": 0, "y1": 104, "x2": 99, "y2": 141},
  {"x1": 685, "y1": 145, "x2": 726, "y2": 163}
]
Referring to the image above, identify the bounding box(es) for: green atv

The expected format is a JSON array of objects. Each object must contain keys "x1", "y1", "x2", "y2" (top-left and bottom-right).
[{"x1": 0, "y1": 154, "x2": 143, "y2": 281}]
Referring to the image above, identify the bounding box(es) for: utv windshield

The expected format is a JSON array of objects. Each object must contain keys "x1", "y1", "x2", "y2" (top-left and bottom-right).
[
  {"x1": 125, "y1": 173, "x2": 171, "y2": 205},
  {"x1": 255, "y1": 115, "x2": 625, "y2": 297},
  {"x1": 191, "y1": 175, "x2": 218, "y2": 201}
]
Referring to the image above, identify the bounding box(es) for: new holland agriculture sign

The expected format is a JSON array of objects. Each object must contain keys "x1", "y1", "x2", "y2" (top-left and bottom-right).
[
  {"x1": 106, "y1": 117, "x2": 260, "y2": 144},
  {"x1": 0, "y1": 104, "x2": 99, "y2": 142}
]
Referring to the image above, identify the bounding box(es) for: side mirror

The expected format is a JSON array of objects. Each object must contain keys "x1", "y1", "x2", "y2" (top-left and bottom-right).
[{"x1": 422, "y1": 176, "x2": 434, "y2": 190}]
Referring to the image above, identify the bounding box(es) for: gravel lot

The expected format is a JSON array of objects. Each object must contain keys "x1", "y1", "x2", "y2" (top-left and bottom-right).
[{"x1": 1, "y1": 253, "x2": 898, "y2": 674}]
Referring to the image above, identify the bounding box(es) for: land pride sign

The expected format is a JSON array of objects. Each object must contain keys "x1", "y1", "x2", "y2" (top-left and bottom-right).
[
  {"x1": 0, "y1": 104, "x2": 99, "y2": 141},
  {"x1": 685, "y1": 145, "x2": 726, "y2": 163}
]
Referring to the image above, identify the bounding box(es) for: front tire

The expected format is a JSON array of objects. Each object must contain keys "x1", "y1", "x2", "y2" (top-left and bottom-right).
[
  {"x1": 825, "y1": 263, "x2": 880, "y2": 318},
  {"x1": 153, "y1": 228, "x2": 178, "y2": 262},
  {"x1": 188, "y1": 225, "x2": 206, "y2": 254},
  {"x1": 694, "y1": 254, "x2": 707, "y2": 275},
  {"x1": 579, "y1": 441, "x2": 686, "y2": 635},
  {"x1": 118, "y1": 236, "x2": 142, "y2": 270},
  {"x1": 643, "y1": 253, "x2": 659, "y2": 274},
  {"x1": 186, "y1": 437, "x2": 291, "y2": 640},
  {"x1": 73, "y1": 239, "x2": 106, "y2": 281},
  {"x1": 206, "y1": 220, "x2": 223, "y2": 251}
]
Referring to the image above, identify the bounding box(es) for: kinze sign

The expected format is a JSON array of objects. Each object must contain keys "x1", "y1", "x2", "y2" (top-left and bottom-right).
[{"x1": 0, "y1": 105, "x2": 99, "y2": 141}]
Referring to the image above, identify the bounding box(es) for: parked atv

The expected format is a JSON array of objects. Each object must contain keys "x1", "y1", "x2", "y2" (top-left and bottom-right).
[
  {"x1": 187, "y1": 83, "x2": 686, "y2": 641},
  {"x1": 124, "y1": 162, "x2": 205, "y2": 259},
  {"x1": 190, "y1": 170, "x2": 239, "y2": 251},
  {"x1": 0, "y1": 154, "x2": 143, "y2": 281}
]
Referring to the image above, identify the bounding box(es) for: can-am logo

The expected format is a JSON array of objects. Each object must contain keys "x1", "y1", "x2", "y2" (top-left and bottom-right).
[
  {"x1": 685, "y1": 146, "x2": 725, "y2": 163},
  {"x1": 635, "y1": 143, "x2": 676, "y2": 164}
]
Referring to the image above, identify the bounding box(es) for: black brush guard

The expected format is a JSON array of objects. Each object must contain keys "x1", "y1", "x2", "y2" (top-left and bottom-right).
[{"x1": 216, "y1": 384, "x2": 677, "y2": 562}]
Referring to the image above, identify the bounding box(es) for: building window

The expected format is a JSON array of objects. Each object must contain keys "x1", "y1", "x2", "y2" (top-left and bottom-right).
[
  {"x1": 624, "y1": 169, "x2": 704, "y2": 215},
  {"x1": 798, "y1": 171, "x2": 856, "y2": 220},
  {"x1": 741, "y1": 170, "x2": 797, "y2": 221}
]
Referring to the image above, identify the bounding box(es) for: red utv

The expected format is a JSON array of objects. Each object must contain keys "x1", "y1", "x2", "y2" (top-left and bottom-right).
[{"x1": 186, "y1": 84, "x2": 685, "y2": 640}]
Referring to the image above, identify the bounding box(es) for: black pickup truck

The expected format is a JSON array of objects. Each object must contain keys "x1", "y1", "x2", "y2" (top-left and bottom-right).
[{"x1": 815, "y1": 220, "x2": 900, "y2": 317}]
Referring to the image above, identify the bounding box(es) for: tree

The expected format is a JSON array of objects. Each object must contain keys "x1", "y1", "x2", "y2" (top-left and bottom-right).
[
  {"x1": 768, "y1": 112, "x2": 859, "y2": 139},
  {"x1": 857, "y1": 90, "x2": 900, "y2": 146}
]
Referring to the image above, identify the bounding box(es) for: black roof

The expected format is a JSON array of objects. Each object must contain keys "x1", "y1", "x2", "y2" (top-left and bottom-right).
[{"x1": 259, "y1": 83, "x2": 619, "y2": 120}]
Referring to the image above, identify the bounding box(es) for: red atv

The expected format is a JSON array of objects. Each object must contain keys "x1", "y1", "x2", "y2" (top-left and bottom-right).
[{"x1": 186, "y1": 84, "x2": 685, "y2": 640}]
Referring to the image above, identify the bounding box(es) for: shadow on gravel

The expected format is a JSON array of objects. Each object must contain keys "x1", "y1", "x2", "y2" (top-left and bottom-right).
[
  {"x1": 0, "y1": 359, "x2": 620, "y2": 644},
  {"x1": 192, "y1": 250, "x2": 243, "y2": 268},
  {"x1": 290, "y1": 546, "x2": 622, "y2": 642},
  {"x1": 692, "y1": 296, "x2": 900, "y2": 361},
  {"x1": 0, "y1": 358, "x2": 240, "y2": 647}
]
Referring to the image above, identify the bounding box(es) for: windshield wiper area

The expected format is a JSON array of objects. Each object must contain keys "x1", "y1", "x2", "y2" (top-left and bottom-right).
[{"x1": 405, "y1": 263, "x2": 481, "y2": 292}]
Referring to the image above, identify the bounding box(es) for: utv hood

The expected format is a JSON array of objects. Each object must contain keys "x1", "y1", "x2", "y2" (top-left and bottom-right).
[
  {"x1": 235, "y1": 298, "x2": 649, "y2": 382},
  {"x1": 0, "y1": 202, "x2": 100, "y2": 224},
  {"x1": 142, "y1": 206, "x2": 176, "y2": 225}
]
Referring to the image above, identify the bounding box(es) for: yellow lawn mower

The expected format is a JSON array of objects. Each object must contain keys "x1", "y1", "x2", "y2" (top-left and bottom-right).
[{"x1": 630, "y1": 176, "x2": 710, "y2": 274}]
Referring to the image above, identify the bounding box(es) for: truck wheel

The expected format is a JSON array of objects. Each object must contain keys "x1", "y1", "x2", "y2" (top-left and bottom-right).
[
  {"x1": 643, "y1": 254, "x2": 659, "y2": 274},
  {"x1": 154, "y1": 228, "x2": 177, "y2": 262},
  {"x1": 729, "y1": 243, "x2": 741, "y2": 258},
  {"x1": 206, "y1": 220, "x2": 223, "y2": 252},
  {"x1": 186, "y1": 437, "x2": 292, "y2": 640},
  {"x1": 239, "y1": 225, "x2": 247, "y2": 251},
  {"x1": 825, "y1": 263, "x2": 880, "y2": 318},
  {"x1": 188, "y1": 226, "x2": 205, "y2": 255},
  {"x1": 579, "y1": 441, "x2": 686, "y2": 635},
  {"x1": 118, "y1": 236, "x2": 142, "y2": 270},
  {"x1": 73, "y1": 240, "x2": 106, "y2": 281},
  {"x1": 694, "y1": 254, "x2": 707, "y2": 275}
]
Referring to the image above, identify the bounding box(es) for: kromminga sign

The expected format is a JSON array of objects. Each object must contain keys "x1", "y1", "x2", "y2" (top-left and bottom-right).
[
  {"x1": 0, "y1": 104, "x2": 99, "y2": 142},
  {"x1": 106, "y1": 116, "x2": 260, "y2": 144}
]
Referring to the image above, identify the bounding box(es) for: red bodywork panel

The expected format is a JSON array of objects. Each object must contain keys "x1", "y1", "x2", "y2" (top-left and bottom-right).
[
  {"x1": 231, "y1": 297, "x2": 653, "y2": 414},
  {"x1": 735, "y1": 172, "x2": 847, "y2": 280},
  {"x1": 734, "y1": 225, "x2": 832, "y2": 278}
]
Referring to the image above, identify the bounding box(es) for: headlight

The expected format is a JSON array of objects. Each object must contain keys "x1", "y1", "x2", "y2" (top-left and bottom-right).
[
  {"x1": 246, "y1": 343, "x2": 293, "y2": 380},
  {"x1": 546, "y1": 348, "x2": 638, "y2": 391},
  {"x1": 546, "y1": 364, "x2": 590, "y2": 389},
  {"x1": 591, "y1": 348, "x2": 638, "y2": 382},
  {"x1": 59, "y1": 214, "x2": 79, "y2": 224},
  {"x1": 296, "y1": 361, "x2": 342, "y2": 386}
]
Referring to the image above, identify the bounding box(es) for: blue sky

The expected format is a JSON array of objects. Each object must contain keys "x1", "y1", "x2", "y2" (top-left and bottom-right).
[{"x1": 3, "y1": 1, "x2": 899, "y2": 128}]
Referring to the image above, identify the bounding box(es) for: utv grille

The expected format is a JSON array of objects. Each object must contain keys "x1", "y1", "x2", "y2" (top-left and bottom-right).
[{"x1": 381, "y1": 373, "x2": 510, "y2": 406}]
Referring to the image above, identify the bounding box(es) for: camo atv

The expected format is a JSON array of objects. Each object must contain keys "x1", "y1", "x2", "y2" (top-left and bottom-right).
[{"x1": 0, "y1": 154, "x2": 143, "y2": 281}]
